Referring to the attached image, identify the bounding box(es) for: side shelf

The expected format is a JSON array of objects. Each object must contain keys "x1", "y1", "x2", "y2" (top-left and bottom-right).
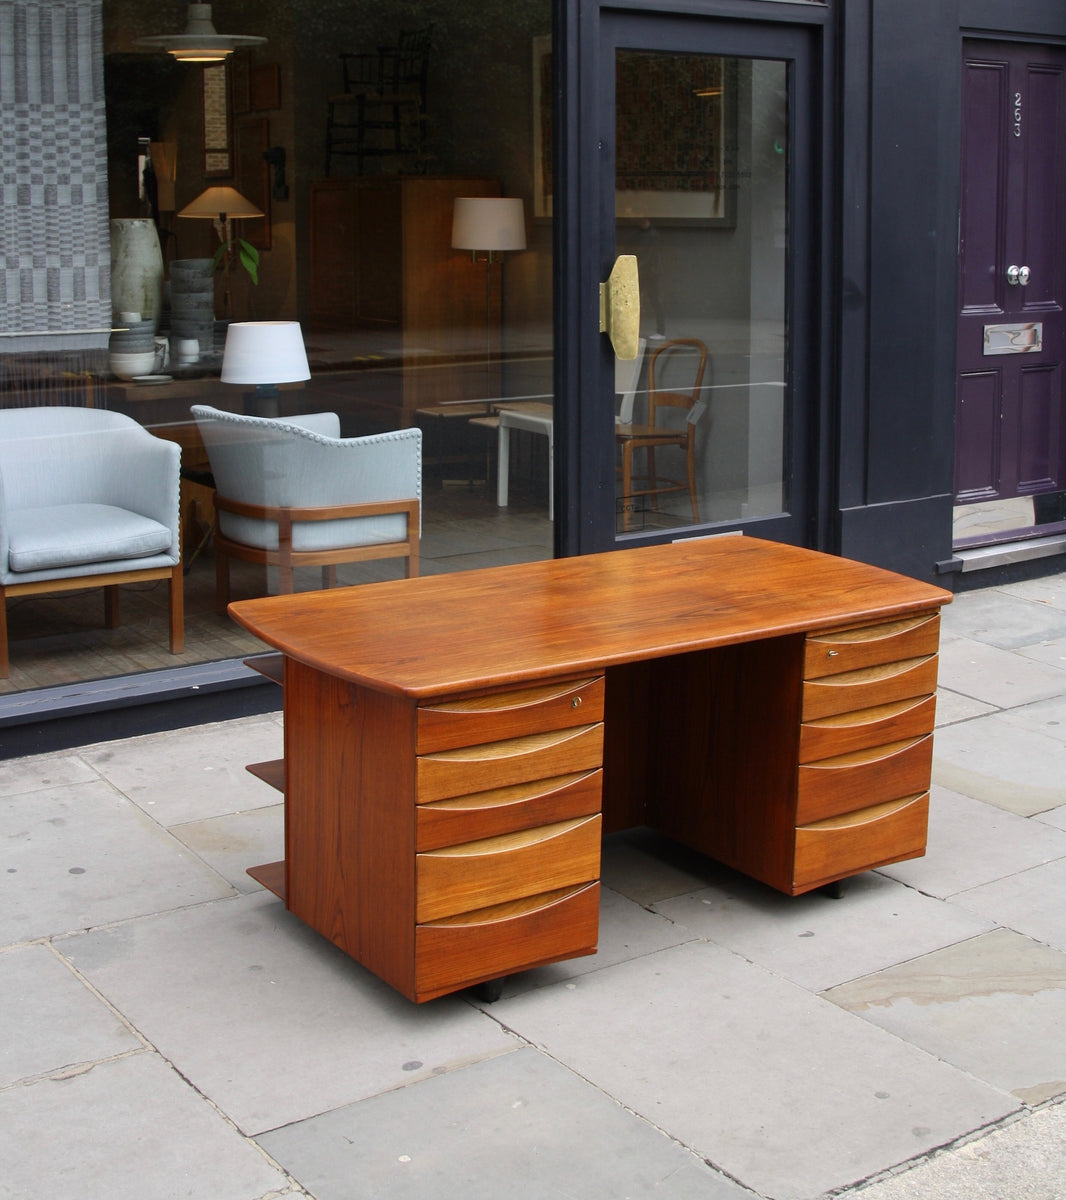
[{"x1": 244, "y1": 653, "x2": 286, "y2": 894}]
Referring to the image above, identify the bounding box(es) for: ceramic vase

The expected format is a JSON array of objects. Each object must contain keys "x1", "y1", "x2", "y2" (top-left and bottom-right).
[{"x1": 110, "y1": 219, "x2": 164, "y2": 330}]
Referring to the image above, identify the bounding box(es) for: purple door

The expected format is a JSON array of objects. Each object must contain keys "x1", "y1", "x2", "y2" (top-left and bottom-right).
[{"x1": 955, "y1": 41, "x2": 1066, "y2": 515}]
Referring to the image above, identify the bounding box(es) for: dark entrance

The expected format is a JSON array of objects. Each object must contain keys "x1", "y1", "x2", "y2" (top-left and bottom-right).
[
  {"x1": 955, "y1": 40, "x2": 1066, "y2": 538},
  {"x1": 564, "y1": 13, "x2": 821, "y2": 554}
]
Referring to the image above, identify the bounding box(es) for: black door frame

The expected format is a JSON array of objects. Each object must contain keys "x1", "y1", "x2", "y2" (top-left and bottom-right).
[{"x1": 553, "y1": 0, "x2": 835, "y2": 558}]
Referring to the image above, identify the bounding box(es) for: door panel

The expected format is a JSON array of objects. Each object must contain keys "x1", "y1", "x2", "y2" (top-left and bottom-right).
[
  {"x1": 955, "y1": 42, "x2": 1066, "y2": 518},
  {"x1": 592, "y1": 16, "x2": 815, "y2": 550}
]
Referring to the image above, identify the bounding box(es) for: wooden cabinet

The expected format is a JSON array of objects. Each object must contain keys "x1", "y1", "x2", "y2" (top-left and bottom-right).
[
  {"x1": 251, "y1": 665, "x2": 604, "y2": 1003},
  {"x1": 308, "y1": 176, "x2": 502, "y2": 423},
  {"x1": 611, "y1": 612, "x2": 943, "y2": 897},
  {"x1": 791, "y1": 614, "x2": 940, "y2": 890}
]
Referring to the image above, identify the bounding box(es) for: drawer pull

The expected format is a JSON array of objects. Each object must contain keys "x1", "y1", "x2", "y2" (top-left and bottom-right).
[
  {"x1": 792, "y1": 793, "x2": 929, "y2": 892},
  {"x1": 802, "y1": 655, "x2": 939, "y2": 721},
  {"x1": 805, "y1": 614, "x2": 941, "y2": 679},
  {"x1": 417, "y1": 678, "x2": 605, "y2": 754},
  {"x1": 798, "y1": 793, "x2": 924, "y2": 831},
  {"x1": 416, "y1": 814, "x2": 601, "y2": 922},
  {"x1": 417, "y1": 770, "x2": 601, "y2": 853},
  {"x1": 417, "y1": 723, "x2": 604, "y2": 803}
]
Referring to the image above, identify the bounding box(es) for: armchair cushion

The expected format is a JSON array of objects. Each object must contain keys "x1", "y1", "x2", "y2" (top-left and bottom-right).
[{"x1": 7, "y1": 503, "x2": 173, "y2": 574}]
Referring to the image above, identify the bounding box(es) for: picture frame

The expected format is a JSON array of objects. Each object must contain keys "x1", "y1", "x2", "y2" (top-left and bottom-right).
[
  {"x1": 201, "y1": 63, "x2": 232, "y2": 177},
  {"x1": 614, "y1": 52, "x2": 737, "y2": 228},
  {"x1": 531, "y1": 41, "x2": 738, "y2": 228}
]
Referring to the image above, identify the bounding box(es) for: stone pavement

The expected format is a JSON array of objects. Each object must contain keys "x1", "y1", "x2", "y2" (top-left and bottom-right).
[{"x1": 2, "y1": 570, "x2": 1065, "y2": 1200}]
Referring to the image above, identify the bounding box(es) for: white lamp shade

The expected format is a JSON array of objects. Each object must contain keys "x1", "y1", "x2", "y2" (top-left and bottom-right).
[
  {"x1": 221, "y1": 321, "x2": 311, "y2": 385},
  {"x1": 451, "y1": 197, "x2": 527, "y2": 253}
]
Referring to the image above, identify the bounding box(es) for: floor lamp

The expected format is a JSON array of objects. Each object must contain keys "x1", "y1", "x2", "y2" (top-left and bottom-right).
[
  {"x1": 451, "y1": 197, "x2": 526, "y2": 399},
  {"x1": 178, "y1": 186, "x2": 263, "y2": 319}
]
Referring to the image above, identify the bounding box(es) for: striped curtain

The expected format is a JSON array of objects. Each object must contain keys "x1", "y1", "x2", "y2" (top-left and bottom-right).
[{"x1": 0, "y1": 0, "x2": 110, "y2": 348}]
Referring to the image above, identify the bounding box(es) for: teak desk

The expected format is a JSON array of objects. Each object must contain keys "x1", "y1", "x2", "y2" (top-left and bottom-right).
[{"x1": 230, "y1": 536, "x2": 952, "y2": 1003}]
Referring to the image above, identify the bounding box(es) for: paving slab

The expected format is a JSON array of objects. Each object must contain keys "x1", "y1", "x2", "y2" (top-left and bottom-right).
[
  {"x1": 937, "y1": 589, "x2": 1066, "y2": 650},
  {"x1": 0, "y1": 943, "x2": 139, "y2": 1086},
  {"x1": 1000, "y1": 577, "x2": 1066, "y2": 611},
  {"x1": 1036, "y1": 803, "x2": 1066, "y2": 832},
  {"x1": 1016, "y1": 634, "x2": 1066, "y2": 672},
  {"x1": 259, "y1": 1047, "x2": 754, "y2": 1200},
  {"x1": 170, "y1": 803, "x2": 285, "y2": 894},
  {"x1": 932, "y1": 711, "x2": 1066, "y2": 814},
  {"x1": 58, "y1": 890, "x2": 518, "y2": 1136},
  {"x1": 0, "y1": 1052, "x2": 286, "y2": 1200},
  {"x1": 1, "y1": 778, "x2": 234, "y2": 946},
  {"x1": 652, "y1": 869, "x2": 992, "y2": 992},
  {"x1": 879, "y1": 786, "x2": 1066, "y2": 897},
  {"x1": 951, "y1": 857, "x2": 1066, "y2": 956},
  {"x1": 487, "y1": 941, "x2": 1015, "y2": 1200},
  {"x1": 492, "y1": 882, "x2": 696, "y2": 998},
  {"x1": 0, "y1": 751, "x2": 99, "y2": 796},
  {"x1": 837, "y1": 1098, "x2": 1066, "y2": 1200},
  {"x1": 997, "y1": 690, "x2": 1066, "y2": 738},
  {"x1": 936, "y1": 637, "x2": 1066, "y2": 709},
  {"x1": 824, "y1": 928, "x2": 1066, "y2": 1106},
  {"x1": 79, "y1": 714, "x2": 285, "y2": 824},
  {"x1": 934, "y1": 688, "x2": 997, "y2": 726}
]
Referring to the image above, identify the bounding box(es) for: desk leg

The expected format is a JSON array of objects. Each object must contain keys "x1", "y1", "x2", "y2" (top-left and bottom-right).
[{"x1": 497, "y1": 423, "x2": 510, "y2": 508}]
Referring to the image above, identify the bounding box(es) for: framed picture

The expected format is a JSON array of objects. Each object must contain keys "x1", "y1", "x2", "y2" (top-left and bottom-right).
[
  {"x1": 235, "y1": 116, "x2": 271, "y2": 250},
  {"x1": 201, "y1": 63, "x2": 232, "y2": 177},
  {"x1": 534, "y1": 43, "x2": 736, "y2": 226},
  {"x1": 614, "y1": 52, "x2": 737, "y2": 227}
]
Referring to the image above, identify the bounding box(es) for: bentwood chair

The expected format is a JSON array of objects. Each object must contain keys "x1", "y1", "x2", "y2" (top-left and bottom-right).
[{"x1": 615, "y1": 337, "x2": 707, "y2": 531}]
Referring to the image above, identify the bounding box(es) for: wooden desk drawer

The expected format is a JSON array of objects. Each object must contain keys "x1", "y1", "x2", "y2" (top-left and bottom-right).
[
  {"x1": 416, "y1": 814, "x2": 601, "y2": 922},
  {"x1": 802, "y1": 655, "x2": 939, "y2": 721},
  {"x1": 417, "y1": 677, "x2": 605, "y2": 753},
  {"x1": 417, "y1": 723, "x2": 604, "y2": 803},
  {"x1": 804, "y1": 614, "x2": 940, "y2": 679},
  {"x1": 793, "y1": 793, "x2": 929, "y2": 891},
  {"x1": 796, "y1": 734, "x2": 933, "y2": 823},
  {"x1": 800, "y1": 694, "x2": 937, "y2": 763},
  {"x1": 415, "y1": 882, "x2": 600, "y2": 1002},
  {"x1": 417, "y1": 769, "x2": 601, "y2": 852}
]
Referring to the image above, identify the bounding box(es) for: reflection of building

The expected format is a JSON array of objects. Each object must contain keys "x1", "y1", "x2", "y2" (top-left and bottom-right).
[{"x1": 1, "y1": 0, "x2": 1064, "y2": 743}]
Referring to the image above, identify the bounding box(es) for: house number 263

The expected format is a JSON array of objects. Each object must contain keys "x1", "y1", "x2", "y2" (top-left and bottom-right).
[{"x1": 1013, "y1": 92, "x2": 1022, "y2": 137}]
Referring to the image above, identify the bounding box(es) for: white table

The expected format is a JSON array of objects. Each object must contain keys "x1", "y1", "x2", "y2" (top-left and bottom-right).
[{"x1": 492, "y1": 401, "x2": 554, "y2": 520}]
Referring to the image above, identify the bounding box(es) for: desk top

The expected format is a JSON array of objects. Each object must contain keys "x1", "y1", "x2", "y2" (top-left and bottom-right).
[{"x1": 229, "y1": 536, "x2": 952, "y2": 700}]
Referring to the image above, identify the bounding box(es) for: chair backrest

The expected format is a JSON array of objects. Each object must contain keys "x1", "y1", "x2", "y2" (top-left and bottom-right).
[
  {"x1": 0, "y1": 405, "x2": 176, "y2": 515},
  {"x1": 615, "y1": 337, "x2": 647, "y2": 425},
  {"x1": 392, "y1": 25, "x2": 433, "y2": 98},
  {"x1": 647, "y1": 338, "x2": 708, "y2": 431},
  {"x1": 191, "y1": 405, "x2": 421, "y2": 551}
]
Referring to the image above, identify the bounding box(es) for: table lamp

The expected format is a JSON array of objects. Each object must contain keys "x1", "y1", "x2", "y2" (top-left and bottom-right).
[
  {"x1": 178, "y1": 185, "x2": 263, "y2": 318},
  {"x1": 221, "y1": 321, "x2": 310, "y2": 416}
]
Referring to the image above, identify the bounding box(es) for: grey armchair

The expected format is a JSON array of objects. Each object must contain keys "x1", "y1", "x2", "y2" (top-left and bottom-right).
[
  {"x1": 0, "y1": 406, "x2": 183, "y2": 678},
  {"x1": 191, "y1": 405, "x2": 421, "y2": 612}
]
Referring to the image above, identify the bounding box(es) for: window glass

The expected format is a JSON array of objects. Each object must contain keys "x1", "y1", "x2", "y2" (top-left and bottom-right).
[{"x1": 0, "y1": 0, "x2": 553, "y2": 694}]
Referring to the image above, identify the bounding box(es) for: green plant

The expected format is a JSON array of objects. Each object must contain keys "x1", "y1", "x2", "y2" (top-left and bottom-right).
[{"x1": 214, "y1": 235, "x2": 259, "y2": 286}]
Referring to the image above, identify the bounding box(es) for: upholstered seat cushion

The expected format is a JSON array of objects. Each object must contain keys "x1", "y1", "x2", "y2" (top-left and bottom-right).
[{"x1": 7, "y1": 503, "x2": 173, "y2": 573}]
